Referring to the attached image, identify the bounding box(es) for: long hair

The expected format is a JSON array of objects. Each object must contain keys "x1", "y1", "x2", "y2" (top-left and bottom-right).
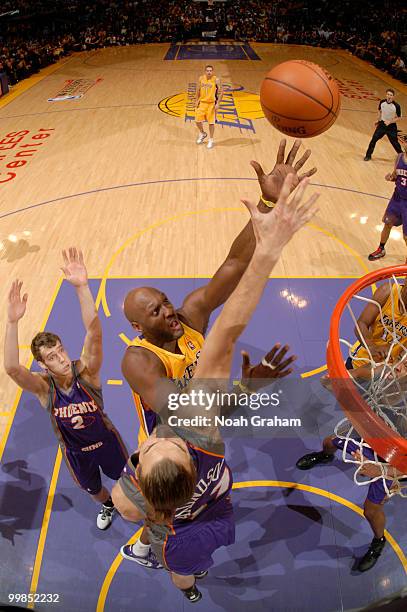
[{"x1": 139, "y1": 457, "x2": 196, "y2": 524}]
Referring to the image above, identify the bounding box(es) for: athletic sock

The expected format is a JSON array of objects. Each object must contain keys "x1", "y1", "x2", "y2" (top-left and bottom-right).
[
  {"x1": 103, "y1": 496, "x2": 114, "y2": 509},
  {"x1": 379, "y1": 243, "x2": 386, "y2": 249},
  {"x1": 131, "y1": 539, "x2": 150, "y2": 557}
]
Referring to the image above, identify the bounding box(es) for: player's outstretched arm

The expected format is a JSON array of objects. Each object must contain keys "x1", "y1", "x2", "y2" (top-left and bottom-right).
[
  {"x1": 4, "y1": 280, "x2": 48, "y2": 396},
  {"x1": 179, "y1": 139, "x2": 317, "y2": 334},
  {"x1": 61, "y1": 247, "x2": 102, "y2": 377},
  {"x1": 194, "y1": 175, "x2": 319, "y2": 381}
]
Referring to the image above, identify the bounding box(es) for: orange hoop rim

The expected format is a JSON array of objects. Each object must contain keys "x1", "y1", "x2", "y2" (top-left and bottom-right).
[{"x1": 327, "y1": 265, "x2": 407, "y2": 473}]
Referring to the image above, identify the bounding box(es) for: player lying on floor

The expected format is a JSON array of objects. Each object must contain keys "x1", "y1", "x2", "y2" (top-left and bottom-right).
[{"x1": 112, "y1": 174, "x2": 319, "y2": 603}]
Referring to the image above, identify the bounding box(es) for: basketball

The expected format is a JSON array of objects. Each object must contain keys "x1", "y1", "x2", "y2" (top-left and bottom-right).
[{"x1": 260, "y1": 60, "x2": 341, "y2": 138}]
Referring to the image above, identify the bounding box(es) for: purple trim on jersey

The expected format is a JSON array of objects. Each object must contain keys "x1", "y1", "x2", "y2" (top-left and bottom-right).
[
  {"x1": 142, "y1": 402, "x2": 157, "y2": 436},
  {"x1": 332, "y1": 437, "x2": 392, "y2": 504}
]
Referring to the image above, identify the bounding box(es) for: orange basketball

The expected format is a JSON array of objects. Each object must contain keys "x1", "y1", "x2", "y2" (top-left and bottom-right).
[{"x1": 260, "y1": 60, "x2": 341, "y2": 138}]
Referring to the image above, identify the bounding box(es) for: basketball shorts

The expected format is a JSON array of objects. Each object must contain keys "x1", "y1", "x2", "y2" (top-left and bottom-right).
[
  {"x1": 153, "y1": 495, "x2": 235, "y2": 575},
  {"x1": 63, "y1": 430, "x2": 128, "y2": 495},
  {"x1": 332, "y1": 436, "x2": 392, "y2": 504},
  {"x1": 383, "y1": 192, "x2": 407, "y2": 236},
  {"x1": 196, "y1": 102, "x2": 216, "y2": 124}
]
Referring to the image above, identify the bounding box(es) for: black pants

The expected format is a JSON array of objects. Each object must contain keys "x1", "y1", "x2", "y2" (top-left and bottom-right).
[{"x1": 366, "y1": 121, "x2": 402, "y2": 157}]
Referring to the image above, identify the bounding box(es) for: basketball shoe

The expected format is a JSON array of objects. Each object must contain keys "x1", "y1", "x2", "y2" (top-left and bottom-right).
[
  {"x1": 358, "y1": 536, "x2": 386, "y2": 572},
  {"x1": 97, "y1": 504, "x2": 115, "y2": 530},
  {"x1": 196, "y1": 132, "x2": 207, "y2": 144},
  {"x1": 120, "y1": 544, "x2": 163, "y2": 569},
  {"x1": 368, "y1": 247, "x2": 386, "y2": 261}
]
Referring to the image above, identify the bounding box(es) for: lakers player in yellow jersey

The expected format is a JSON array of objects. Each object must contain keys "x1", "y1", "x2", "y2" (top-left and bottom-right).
[
  {"x1": 348, "y1": 280, "x2": 407, "y2": 378},
  {"x1": 119, "y1": 140, "x2": 317, "y2": 567},
  {"x1": 195, "y1": 64, "x2": 222, "y2": 149},
  {"x1": 121, "y1": 139, "x2": 317, "y2": 445}
]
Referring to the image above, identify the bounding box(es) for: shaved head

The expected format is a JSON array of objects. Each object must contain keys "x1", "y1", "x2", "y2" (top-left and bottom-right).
[
  {"x1": 123, "y1": 287, "x2": 162, "y2": 324},
  {"x1": 123, "y1": 287, "x2": 183, "y2": 343}
]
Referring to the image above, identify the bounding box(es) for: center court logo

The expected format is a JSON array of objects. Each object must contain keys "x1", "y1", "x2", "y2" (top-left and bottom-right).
[{"x1": 158, "y1": 82, "x2": 264, "y2": 133}]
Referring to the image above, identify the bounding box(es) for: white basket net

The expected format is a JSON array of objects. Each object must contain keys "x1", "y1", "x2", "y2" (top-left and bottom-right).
[{"x1": 334, "y1": 274, "x2": 407, "y2": 498}]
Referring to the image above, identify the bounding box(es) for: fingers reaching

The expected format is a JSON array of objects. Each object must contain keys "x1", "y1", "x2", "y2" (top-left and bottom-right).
[
  {"x1": 285, "y1": 139, "x2": 301, "y2": 166},
  {"x1": 250, "y1": 160, "x2": 265, "y2": 179},
  {"x1": 298, "y1": 166, "x2": 317, "y2": 181},
  {"x1": 275, "y1": 172, "x2": 295, "y2": 208},
  {"x1": 293, "y1": 148, "x2": 311, "y2": 171},
  {"x1": 276, "y1": 139, "x2": 286, "y2": 165}
]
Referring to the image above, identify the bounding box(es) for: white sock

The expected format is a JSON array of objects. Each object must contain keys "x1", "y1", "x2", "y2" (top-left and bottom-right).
[{"x1": 131, "y1": 539, "x2": 150, "y2": 557}]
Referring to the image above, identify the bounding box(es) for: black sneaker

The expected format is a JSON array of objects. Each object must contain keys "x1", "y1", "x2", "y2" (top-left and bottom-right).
[
  {"x1": 358, "y1": 537, "x2": 386, "y2": 572},
  {"x1": 368, "y1": 247, "x2": 385, "y2": 261},
  {"x1": 182, "y1": 584, "x2": 202, "y2": 603},
  {"x1": 296, "y1": 451, "x2": 335, "y2": 470},
  {"x1": 364, "y1": 155, "x2": 371, "y2": 161},
  {"x1": 194, "y1": 570, "x2": 208, "y2": 580}
]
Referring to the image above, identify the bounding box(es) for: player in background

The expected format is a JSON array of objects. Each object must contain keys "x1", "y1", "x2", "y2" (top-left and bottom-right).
[
  {"x1": 364, "y1": 89, "x2": 402, "y2": 161},
  {"x1": 368, "y1": 134, "x2": 407, "y2": 262},
  {"x1": 4, "y1": 248, "x2": 128, "y2": 529},
  {"x1": 195, "y1": 64, "x2": 222, "y2": 149},
  {"x1": 296, "y1": 421, "x2": 407, "y2": 572},
  {"x1": 113, "y1": 174, "x2": 320, "y2": 602}
]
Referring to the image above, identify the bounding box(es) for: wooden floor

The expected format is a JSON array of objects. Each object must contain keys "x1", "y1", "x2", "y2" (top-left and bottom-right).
[{"x1": 0, "y1": 43, "x2": 406, "y2": 447}]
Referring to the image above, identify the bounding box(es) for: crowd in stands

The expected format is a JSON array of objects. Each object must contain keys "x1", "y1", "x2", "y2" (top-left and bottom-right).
[{"x1": 0, "y1": 0, "x2": 406, "y2": 86}]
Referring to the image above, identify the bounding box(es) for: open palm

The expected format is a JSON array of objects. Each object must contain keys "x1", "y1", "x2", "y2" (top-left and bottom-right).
[
  {"x1": 61, "y1": 248, "x2": 88, "y2": 286},
  {"x1": 8, "y1": 280, "x2": 28, "y2": 323},
  {"x1": 251, "y1": 139, "x2": 317, "y2": 203}
]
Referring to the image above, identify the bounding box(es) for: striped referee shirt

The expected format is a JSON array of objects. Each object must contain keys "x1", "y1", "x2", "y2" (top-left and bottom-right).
[{"x1": 378, "y1": 99, "x2": 402, "y2": 123}]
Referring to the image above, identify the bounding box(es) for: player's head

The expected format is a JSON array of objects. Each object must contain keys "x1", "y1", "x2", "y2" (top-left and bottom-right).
[
  {"x1": 123, "y1": 287, "x2": 183, "y2": 342},
  {"x1": 386, "y1": 88, "x2": 395, "y2": 102},
  {"x1": 137, "y1": 430, "x2": 196, "y2": 522},
  {"x1": 31, "y1": 332, "x2": 71, "y2": 376},
  {"x1": 205, "y1": 64, "x2": 214, "y2": 78}
]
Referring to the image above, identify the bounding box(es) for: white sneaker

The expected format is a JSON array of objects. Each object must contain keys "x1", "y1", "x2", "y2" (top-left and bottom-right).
[
  {"x1": 207, "y1": 139, "x2": 214, "y2": 149},
  {"x1": 196, "y1": 132, "x2": 207, "y2": 144},
  {"x1": 97, "y1": 504, "x2": 115, "y2": 530}
]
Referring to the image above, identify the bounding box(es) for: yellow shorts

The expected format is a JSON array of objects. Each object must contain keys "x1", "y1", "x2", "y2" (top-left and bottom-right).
[{"x1": 196, "y1": 102, "x2": 216, "y2": 124}]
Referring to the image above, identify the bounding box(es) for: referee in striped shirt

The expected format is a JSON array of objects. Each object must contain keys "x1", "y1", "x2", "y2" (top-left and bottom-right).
[{"x1": 364, "y1": 89, "x2": 402, "y2": 161}]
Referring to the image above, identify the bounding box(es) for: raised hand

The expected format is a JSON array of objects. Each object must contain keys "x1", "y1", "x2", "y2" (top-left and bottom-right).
[
  {"x1": 241, "y1": 344, "x2": 296, "y2": 390},
  {"x1": 242, "y1": 173, "x2": 320, "y2": 252},
  {"x1": 251, "y1": 139, "x2": 317, "y2": 203},
  {"x1": 8, "y1": 280, "x2": 28, "y2": 323},
  {"x1": 61, "y1": 247, "x2": 88, "y2": 287}
]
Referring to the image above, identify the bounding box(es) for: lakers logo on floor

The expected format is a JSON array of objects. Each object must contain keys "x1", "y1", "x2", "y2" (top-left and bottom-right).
[{"x1": 158, "y1": 83, "x2": 264, "y2": 133}]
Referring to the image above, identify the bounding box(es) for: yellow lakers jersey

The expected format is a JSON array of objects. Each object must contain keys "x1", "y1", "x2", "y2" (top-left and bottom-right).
[
  {"x1": 130, "y1": 322, "x2": 204, "y2": 442},
  {"x1": 199, "y1": 75, "x2": 217, "y2": 104},
  {"x1": 351, "y1": 284, "x2": 407, "y2": 366}
]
